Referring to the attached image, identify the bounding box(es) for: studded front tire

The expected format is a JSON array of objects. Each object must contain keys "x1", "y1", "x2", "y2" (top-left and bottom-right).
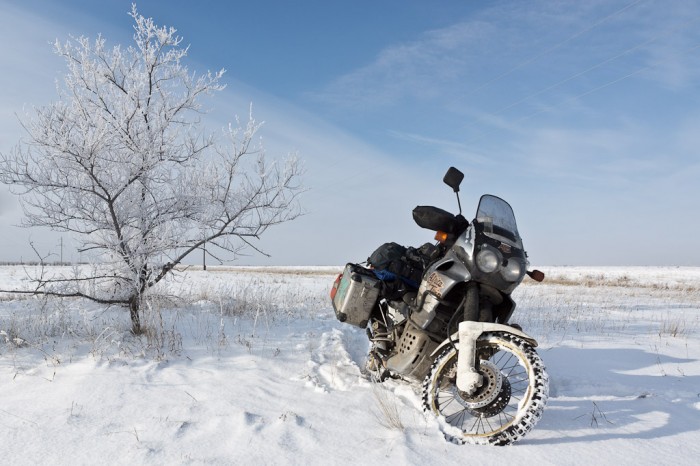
[{"x1": 422, "y1": 332, "x2": 548, "y2": 445}]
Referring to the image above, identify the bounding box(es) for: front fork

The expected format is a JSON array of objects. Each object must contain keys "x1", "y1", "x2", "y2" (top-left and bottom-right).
[
  {"x1": 456, "y1": 283, "x2": 482, "y2": 393},
  {"x1": 454, "y1": 321, "x2": 538, "y2": 393},
  {"x1": 442, "y1": 283, "x2": 538, "y2": 394}
]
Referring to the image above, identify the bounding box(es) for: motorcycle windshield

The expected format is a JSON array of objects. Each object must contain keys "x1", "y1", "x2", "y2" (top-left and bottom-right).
[{"x1": 475, "y1": 195, "x2": 523, "y2": 248}]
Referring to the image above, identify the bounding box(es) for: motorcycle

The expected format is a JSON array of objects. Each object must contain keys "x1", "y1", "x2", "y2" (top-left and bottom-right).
[{"x1": 330, "y1": 167, "x2": 548, "y2": 445}]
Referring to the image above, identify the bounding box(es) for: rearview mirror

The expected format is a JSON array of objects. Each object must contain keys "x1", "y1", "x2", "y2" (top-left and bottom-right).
[
  {"x1": 527, "y1": 270, "x2": 545, "y2": 282},
  {"x1": 443, "y1": 167, "x2": 464, "y2": 193}
]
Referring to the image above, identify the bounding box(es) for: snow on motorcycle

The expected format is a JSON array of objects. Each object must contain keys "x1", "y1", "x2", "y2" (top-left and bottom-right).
[{"x1": 330, "y1": 167, "x2": 548, "y2": 445}]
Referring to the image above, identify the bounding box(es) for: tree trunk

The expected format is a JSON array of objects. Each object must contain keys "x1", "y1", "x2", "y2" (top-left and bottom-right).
[{"x1": 129, "y1": 296, "x2": 142, "y2": 335}]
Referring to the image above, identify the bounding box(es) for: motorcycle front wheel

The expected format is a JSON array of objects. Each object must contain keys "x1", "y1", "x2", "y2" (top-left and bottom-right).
[{"x1": 422, "y1": 332, "x2": 548, "y2": 446}]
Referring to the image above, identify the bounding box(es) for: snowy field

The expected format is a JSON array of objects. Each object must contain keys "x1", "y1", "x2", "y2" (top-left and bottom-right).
[{"x1": 1, "y1": 265, "x2": 699, "y2": 465}]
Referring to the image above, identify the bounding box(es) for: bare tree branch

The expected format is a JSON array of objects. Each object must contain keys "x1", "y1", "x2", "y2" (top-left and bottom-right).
[{"x1": 0, "y1": 6, "x2": 303, "y2": 334}]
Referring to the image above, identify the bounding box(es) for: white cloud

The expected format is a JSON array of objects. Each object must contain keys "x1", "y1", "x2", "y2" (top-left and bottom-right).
[
  {"x1": 308, "y1": 19, "x2": 498, "y2": 108},
  {"x1": 311, "y1": 0, "x2": 700, "y2": 114}
]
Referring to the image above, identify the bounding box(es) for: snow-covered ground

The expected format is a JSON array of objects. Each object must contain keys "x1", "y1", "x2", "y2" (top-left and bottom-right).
[{"x1": 1, "y1": 265, "x2": 699, "y2": 465}]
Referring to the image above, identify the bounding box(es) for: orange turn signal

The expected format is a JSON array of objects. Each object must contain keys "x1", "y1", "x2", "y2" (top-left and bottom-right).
[{"x1": 434, "y1": 231, "x2": 449, "y2": 243}]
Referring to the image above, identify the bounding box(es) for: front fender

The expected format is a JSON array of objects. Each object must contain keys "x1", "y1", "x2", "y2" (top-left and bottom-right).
[{"x1": 430, "y1": 321, "x2": 538, "y2": 358}]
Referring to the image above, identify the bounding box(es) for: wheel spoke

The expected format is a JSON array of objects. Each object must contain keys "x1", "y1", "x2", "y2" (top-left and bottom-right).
[
  {"x1": 446, "y1": 409, "x2": 468, "y2": 427},
  {"x1": 439, "y1": 394, "x2": 459, "y2": 411},
  {"x1": 483, "y1": 415, "x2": 497, "y2": 433},
  {"x1": 423, "y1": 335, "x2": 548, "y2": 444},
  {"x1": 469, "y1": 414, "x2": 482, "y2": 433}
]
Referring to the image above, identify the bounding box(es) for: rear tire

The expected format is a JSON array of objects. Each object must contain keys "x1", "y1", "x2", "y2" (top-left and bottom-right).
[{"x1": 422, "y1": 332, "x2": 548, "y2": 445}]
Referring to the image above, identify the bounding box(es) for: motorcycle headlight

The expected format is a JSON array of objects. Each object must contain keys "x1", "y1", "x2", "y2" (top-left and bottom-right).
[
  {"x1": 476, "y1": 248, "x2": 499, "y2": 273},
  {"x1": 501, "y1": 258, "x2": 524, "y2": 282}
]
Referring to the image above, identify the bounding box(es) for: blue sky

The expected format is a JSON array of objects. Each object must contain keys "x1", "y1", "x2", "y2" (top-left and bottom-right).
[{"x1": 1, "y1": 0, "x2": 699, "y2": 266}]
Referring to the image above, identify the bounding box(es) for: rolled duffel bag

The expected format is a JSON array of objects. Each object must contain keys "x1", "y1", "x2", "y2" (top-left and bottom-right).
[
  {"x1": 368, "y1": 242, "x2": 423, "y2": 288},
  {"x1": 367, "y1": 242, "x2": 406, "y2": 270}
]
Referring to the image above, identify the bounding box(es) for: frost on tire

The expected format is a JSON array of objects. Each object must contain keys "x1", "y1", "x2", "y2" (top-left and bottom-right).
[{"x1": 421, "y1": 332, "x2": 549, "y2": 446}]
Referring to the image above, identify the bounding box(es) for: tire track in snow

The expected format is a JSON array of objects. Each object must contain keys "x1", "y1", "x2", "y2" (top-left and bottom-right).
[{"x1": 300, "y1": 327, "x2": 366, "y2": 392}]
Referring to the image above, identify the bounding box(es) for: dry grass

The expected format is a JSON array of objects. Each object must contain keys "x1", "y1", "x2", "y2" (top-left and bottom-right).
[
  {"x1": 2, "y1": 266, "x2": 698, "y2": 361},
  {"x1": 528, "y1": 274, "x2": 700, "y2": 292},
  {"x1": 173, "y1": 265, "x2": 341, "y2": 276},
  {"x1": 371, "y1": 383, "x2": 405, "y2": 431},
  {"x1": 513, "y1": 270, "x2": 700, "y2": 342},
  {"x1": 658, "y1": 318, "x2": 690, "y2": 337}
]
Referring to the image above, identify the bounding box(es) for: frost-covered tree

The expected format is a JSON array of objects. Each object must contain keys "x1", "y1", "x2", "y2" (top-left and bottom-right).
[{"x1": 0, "y1": 6, "x2": 302, "y2": 333}]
